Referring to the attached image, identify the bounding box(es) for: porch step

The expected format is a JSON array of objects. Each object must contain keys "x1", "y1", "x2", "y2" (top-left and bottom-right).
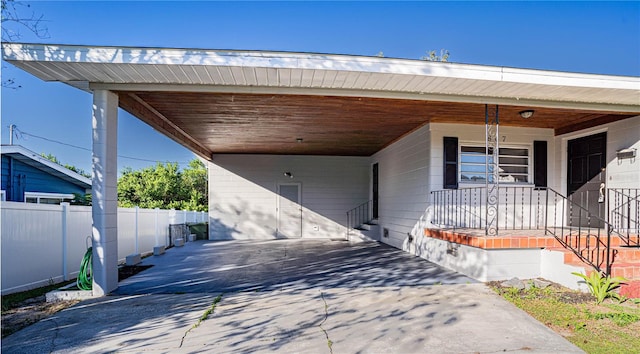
[
  {"x1": 620, "y1": 280, "x2": 640, "y2": 298},
  {"x1": 559, "y1": 234, "x2": 625, "y2": 248},
  {"x1": 611, "y1": 247, "x2": 640, "y2": 262}
]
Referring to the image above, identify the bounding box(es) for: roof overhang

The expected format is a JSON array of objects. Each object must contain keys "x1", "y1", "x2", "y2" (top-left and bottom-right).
[
  {"x1": 3, "y1": 43, "x2": 639, "y2": 159},
  {"x1": 1, "y1": 144, "x2": 92, "y2": 190}
]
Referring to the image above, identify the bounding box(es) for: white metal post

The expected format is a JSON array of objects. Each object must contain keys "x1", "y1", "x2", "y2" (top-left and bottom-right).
[
  {"x1": 134, "y1": 206, "x2": 139, "y2": 254},
  {"x1": 61, "y1": 202, "x2": 69, "y2": 281},
  {"x1": 155, "y1": 207, "x2": 159, "y2": 246},
  {"x1": 91, "y1": 89, "x2": 119, "y2": 296}
]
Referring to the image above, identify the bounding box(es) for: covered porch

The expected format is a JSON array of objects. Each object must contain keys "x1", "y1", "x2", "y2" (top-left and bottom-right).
[{"x1": 2, "y1": 43, "x2": 639, "y2": 295}]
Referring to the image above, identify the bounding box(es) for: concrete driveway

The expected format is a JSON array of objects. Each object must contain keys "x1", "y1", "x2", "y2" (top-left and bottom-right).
[{"x1": 2, "y1": 240, "x2": 583, "y2": 353}]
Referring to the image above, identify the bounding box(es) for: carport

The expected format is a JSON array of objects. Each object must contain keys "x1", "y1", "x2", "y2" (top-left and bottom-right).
[{"x1": 3, "y1": 43, "x2": 638, "y2": 295}]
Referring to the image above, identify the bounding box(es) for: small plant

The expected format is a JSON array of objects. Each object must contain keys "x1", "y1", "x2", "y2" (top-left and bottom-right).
[
  {"x1": 572, "y1": 271, "x2": 626, "y2": 305},
  {"x1": 587, "y1": 311, "x2": 640, "y2": 327}
]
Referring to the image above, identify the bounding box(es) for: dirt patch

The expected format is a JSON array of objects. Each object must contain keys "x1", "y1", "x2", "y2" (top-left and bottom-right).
[
  {"x1": 1, "y1": 264, "x2": 153, "y2": 338},
  {"x1": 487, "y1": 280, "x2": 593, "y2": 304},
  {"x1": 119, "y1": 264, "x2": 153, "y2": 281}
]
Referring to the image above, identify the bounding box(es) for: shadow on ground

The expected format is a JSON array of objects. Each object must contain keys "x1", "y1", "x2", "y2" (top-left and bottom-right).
[{"x1": 114, "y1": 239, "x2": 473, "y2": 295}]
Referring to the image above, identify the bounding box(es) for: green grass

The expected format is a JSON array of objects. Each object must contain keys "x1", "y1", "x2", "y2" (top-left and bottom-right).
[
  {"x1": 2, "y1": 280, "x2": 75, "y2": 313},
  {"x1": 491, "y1": 283, "x2": 640, "y2": 353}
]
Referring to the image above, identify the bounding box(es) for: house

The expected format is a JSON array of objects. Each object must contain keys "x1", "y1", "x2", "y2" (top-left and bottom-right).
[
  {"x1": 1, "y1": 144, "x2": 91, "y2": 204},
  {"x1": 2, "y1": 43, "x2": 638, "y2": 297}
]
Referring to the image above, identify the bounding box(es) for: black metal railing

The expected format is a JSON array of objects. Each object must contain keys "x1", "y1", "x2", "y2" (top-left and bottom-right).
[
  {"x1": 431, "y1": 187, "x2": 548, "y2": 231},
  {"x1": 431, "y1": 186, "x2": 616, "y2": 274},
  {"x1": 609, "y1": 188, "x2": 640, "y2": 246},
  {"x1": 545, "y1": 188, "x2": 612, "y2": 274},
  {"x1": 346, "y1": 200, "x2": 372, "y2": 237}
]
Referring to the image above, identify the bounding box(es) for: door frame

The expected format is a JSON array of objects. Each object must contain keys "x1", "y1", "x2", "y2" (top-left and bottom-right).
[
  {"x1": 560, "y1": 127, "x2": 608, "y2": 197},
  {"x1": 276, "y1": 182, "x2": 302, "y2": 238},
  {"x1": 565, "y1": 131, "x2": 607, "y2": 226}
]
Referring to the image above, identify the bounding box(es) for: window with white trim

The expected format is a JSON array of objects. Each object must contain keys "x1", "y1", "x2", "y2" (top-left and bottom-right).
[
  {"x1": 460, "y1": 146, "x2": 530, "y2": 184},
  {"x1": 24, "y1": 192, "x2": 75, "y2": 205}
]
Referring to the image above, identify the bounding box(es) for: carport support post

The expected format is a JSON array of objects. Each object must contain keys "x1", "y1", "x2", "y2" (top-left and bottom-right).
[{"x1": 91, "y1": 90, "x2": 119, "y2": 296}]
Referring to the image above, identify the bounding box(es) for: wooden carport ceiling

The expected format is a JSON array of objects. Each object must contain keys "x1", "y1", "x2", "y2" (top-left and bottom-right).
[{"x1": 117, "y1": 91, "x2": 636, "y2": 157}]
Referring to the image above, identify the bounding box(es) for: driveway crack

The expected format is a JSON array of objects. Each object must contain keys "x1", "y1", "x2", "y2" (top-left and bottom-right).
[
  {"x1": 318, "y1": 292, "x2": 333, "y2": 354},
  {"x1": 179, "y1": 294, "x2": 222, "y2": 348}
]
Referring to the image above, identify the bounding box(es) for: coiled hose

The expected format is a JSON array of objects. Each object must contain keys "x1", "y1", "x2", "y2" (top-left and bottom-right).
[{"x1": 77, "y1": 247, "x2": 93, "y2": 290}]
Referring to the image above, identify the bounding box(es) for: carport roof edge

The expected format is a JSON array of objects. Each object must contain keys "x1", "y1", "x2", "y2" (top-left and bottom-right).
[{"x1": 3, "y1": 42, "x2": 640, "y2": 111}]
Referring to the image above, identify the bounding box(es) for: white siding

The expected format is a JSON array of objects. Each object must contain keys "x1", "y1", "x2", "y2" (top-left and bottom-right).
[
  {"x1": 371, "y1": 124, "x2": 431, "y2": 250},
  {"x1": 428, "y1": 123, "x2": 556, "y2": 192},
  {"x1": 208, "y1": 155, "x2": 369, "y2": 240}
]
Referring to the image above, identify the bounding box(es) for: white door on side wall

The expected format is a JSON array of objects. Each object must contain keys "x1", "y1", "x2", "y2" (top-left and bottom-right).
[{"x1": 277, "y1": 183, "x2": 302, "y2": 238}]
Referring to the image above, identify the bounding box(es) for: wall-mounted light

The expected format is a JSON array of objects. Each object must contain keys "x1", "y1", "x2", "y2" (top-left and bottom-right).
[
  {"x1": 283, "y1": 172, "x2": 293, "y2": 178},
  {"x1": 519, "y1": 110, "x2": 535, "y2": 119},
  {"x1": 296, "y1": 138, "x2": 303, "y2": 143}
]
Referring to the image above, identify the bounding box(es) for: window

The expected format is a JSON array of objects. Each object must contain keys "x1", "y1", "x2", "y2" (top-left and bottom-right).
[
  {"x1": 24, "y1": 192, "x2": 75, "y2": 204},
  {"x1": 0, "y1": 190, "x2": 5, "y2": 201},
  {"x1": 460, "y1": 146, "x2": 530, "y2": 184}
]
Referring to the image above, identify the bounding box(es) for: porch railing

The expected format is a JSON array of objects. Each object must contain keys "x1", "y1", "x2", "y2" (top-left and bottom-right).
[
  {"x1": 346, "y1": 200, "x2": 372, "y2": 237},
  {"x1": 608, "y1": 188, "x2": 640, "y2": 246},
  {"x1": 431, "y1": 186, "x2": 548, "y2": 232},
  {"x1": 431, "y1": 186, "x2": 616, "y2": 274}
]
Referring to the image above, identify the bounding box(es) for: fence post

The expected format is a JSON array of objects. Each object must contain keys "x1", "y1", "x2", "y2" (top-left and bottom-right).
[
  {"x1": 155, "y1": 207, "x2": 160, "y2": 246},
  {"x1": 135, "y1": 206, "x2": 139, "y2": 254},
  {"x1": 183, "y1": 209, "x2": 187, "y2": 225},
  {"x1": 61, "y1": 202, "x2": 70, "y2": 281}
]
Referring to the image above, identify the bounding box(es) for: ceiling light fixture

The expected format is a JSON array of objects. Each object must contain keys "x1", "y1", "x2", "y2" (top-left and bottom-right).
[{"x1": 519, "y1": 110, "x2": 534, "y2": 119}]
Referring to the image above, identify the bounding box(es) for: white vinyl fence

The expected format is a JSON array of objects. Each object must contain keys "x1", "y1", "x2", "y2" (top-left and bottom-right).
[{"x1": 1, "y1": 201, "x2": 207, "y2": 295}]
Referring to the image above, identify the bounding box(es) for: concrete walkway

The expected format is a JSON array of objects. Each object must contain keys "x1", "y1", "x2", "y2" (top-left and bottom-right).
[{"x1": 2, "y1": 240, "x2": 583, "y2": 353}]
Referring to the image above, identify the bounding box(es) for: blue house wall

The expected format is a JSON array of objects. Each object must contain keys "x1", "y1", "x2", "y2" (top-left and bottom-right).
[{"x1": 1, "y1": 155, "x2": 87, "y2": 202}]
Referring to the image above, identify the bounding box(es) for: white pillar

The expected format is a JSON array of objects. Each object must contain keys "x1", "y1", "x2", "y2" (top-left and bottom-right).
[
  {"x1": 91, "y1": 90, "x2": 119, "y2": 296},
  {"x1": 61, "y1": 202, "x2": 69, "y2": 281},
  {"x1": 134, "y1": 206, "x2": 139, "y2": 254},
  {"x1": 154, "y1": 207, "x2": 160, "y2": 246}
]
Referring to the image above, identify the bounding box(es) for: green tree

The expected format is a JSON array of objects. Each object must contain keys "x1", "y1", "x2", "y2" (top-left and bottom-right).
[
  {"x1": 40, "y1": 153, "x2": 91, "y2": 178},
  {"x1": 117, "y1": 159, "x2": 208, "y2": 211},
  {"x1": 421, "y1": 49, "x2": 450, "y2": 62}
]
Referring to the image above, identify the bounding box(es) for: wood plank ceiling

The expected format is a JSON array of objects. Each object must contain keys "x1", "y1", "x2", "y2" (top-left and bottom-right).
[{"x1": 117, "y1": 91, "x2": 636, "y2": 157}]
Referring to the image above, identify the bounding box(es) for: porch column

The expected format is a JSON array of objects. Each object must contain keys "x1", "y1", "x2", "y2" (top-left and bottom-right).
[
  {"x1": 91, "y1": 90, "x2": 119, "y2": 296},
  {"x1": 485, "y1": 104, "x2": 500, "y2": 236}
]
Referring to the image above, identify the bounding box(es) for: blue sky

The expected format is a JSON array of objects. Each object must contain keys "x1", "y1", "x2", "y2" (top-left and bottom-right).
[{"x1": 2, "y1": 1, "x2": 639, "y2": 174}]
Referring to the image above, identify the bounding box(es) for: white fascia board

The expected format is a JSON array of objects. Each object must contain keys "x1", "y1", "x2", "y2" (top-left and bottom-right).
[
  {"x1": 0, "y1": 145, "x2": 91, "y2": 187},
  {"x1": 4, "y1": 43, "x2": 639, "y2": 91}
]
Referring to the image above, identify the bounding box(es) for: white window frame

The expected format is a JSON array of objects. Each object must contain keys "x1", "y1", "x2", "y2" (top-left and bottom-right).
[
  {"x1": 459, "y1": 143, "x2": 532, "y2": 185},
  {"x1": 24, "y1": 192, "x2": 75, "y2": 204}
]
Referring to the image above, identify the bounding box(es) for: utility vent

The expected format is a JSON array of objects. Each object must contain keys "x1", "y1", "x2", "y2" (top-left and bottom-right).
[{"x1": 383, "y1": 228, "x2": 389, "y2": 238}]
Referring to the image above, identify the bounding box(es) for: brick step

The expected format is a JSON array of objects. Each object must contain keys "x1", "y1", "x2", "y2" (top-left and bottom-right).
[
  {"x1": 611, "y1": 247, "x2": 640, "y2": 262},
  {"x1": 559, "y1": 247, "x2": 640, "y2": 264},
  {"x1": 558, "y1": 235, "x2": 625, "y2": 248},
  {"x1": 620, "y1": 280, "x2": 640, "y2": 298},
  {"x1": 609, "y1": 263, "x2": 640, "y2": 280}
]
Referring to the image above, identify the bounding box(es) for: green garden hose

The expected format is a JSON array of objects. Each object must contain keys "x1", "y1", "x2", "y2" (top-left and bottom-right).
[{"x1": 77, "y1": 247, "x2": 93, "y2": 290}]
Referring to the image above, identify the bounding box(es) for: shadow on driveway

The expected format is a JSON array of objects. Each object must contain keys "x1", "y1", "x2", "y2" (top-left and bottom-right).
[
  {"x1": 2, "y1": 240, "x2": 583, "y2": 353},
  {"x1": 114, "y1": 239, "x2": 474, "y2": 295}
]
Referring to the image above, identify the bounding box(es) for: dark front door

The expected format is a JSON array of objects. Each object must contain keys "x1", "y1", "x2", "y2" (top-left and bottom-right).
[
  {"x1": 567, "y1": 132, "x2": 606, "y2": 227},
  {"x1": 372, "y1": 163, "x2": 379, "y2": 219}
]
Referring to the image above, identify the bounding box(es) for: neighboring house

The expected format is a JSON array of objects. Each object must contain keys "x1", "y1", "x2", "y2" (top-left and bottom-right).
[
  {"x1": 1, "y1": 145, "x2": 91, "y2": 204},
  {"x1": 2, "y1": 43, "x2": 638, "y2": 297}
]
